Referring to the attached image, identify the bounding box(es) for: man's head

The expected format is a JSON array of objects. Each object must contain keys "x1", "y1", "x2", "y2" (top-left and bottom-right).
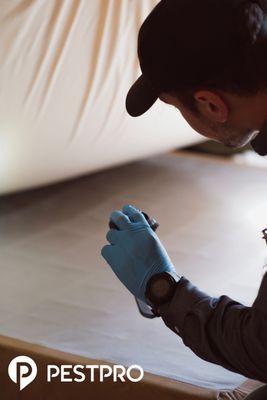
[{"x1": 126, "y1": 0, "x2": 267, "y2": 153}]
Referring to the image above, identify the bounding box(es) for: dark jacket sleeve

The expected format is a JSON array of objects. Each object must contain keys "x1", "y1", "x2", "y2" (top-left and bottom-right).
[{"x1": 159, "y1": 274, "x2": 267, "y2": 383}]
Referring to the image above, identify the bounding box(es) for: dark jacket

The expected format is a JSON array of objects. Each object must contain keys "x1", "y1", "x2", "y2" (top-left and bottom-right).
[{"x1": 159, "y1": 274, "x2": 267, "y2": 383}]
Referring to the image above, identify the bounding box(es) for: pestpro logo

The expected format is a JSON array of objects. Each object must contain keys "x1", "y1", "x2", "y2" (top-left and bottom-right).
[
  {"x1": 8, "y1": 356, "x2": 144, "y2": 390},
  {"x1": 8, "y1": 356, "x2": 37, "y2": 391}
]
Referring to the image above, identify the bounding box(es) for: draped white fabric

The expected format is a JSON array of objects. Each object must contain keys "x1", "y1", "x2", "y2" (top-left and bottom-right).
[{"x1": 0, "y1": 0, "x2": 201, "y2": 195}]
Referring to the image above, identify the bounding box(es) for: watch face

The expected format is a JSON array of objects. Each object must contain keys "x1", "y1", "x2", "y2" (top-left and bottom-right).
[
  {"x1": 146, "y1": 273, "x2": 177, "y2": 306},
  {"x1": 150, "y1": 278, "x2": 171, "y2": 298}
]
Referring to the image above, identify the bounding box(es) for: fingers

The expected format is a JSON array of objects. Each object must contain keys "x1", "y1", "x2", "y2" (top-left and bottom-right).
[
  {"x1": 108, "y1": 206, "x2": 150, "y2": 231},
  {"x1": 109, "y1": 210, "x2": 131, "y2": 230},
  {"x1": 122, "y1": 204, "x2": 148, "y2": 225}
]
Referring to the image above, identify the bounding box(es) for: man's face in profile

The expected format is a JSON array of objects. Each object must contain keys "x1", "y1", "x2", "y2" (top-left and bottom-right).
[{"x1": 159, "y1": 93, "x2": 259, "y2": 149}]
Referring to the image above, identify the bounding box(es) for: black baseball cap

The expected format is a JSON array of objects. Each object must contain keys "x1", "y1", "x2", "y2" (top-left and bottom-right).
[{"x1": 126, "y1": 0, "x2": 266, "y2": 117}]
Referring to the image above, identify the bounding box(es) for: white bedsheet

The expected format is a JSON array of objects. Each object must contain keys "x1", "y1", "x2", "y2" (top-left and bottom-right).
[
  {"x1": 0, "y1": 153, "x2": 266, "y2": 390},
  {"x1": 0, "y1": 0, "x2": 201, "y2": 195}
]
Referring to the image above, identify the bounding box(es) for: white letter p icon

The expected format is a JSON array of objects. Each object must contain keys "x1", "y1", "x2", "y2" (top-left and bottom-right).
[{"x1": 8, "y1": 356, "x2": 37, "y2": 391}]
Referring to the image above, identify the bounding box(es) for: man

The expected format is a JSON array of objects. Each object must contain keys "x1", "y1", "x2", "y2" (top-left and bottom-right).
[{"x1": 101, "y1": 1, "x2": 267, "y2": 398}]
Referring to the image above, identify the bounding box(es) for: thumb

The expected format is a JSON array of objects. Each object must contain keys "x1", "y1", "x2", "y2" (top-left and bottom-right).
[{"x1": 101, "y1": 245, "x2": 114, "y2": 264}]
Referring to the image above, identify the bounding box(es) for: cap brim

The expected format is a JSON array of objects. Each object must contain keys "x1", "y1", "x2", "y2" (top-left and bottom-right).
[{"x1": 126, "y1": 75, "x2": 160, "y2": 117}]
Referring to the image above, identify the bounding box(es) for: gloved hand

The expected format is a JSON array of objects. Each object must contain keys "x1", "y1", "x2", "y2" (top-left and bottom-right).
[{"x1": 101, "y1": 205, "x2": 177, "y2": 303}]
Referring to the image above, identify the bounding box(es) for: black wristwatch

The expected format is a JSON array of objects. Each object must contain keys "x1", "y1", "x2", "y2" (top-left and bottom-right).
[{"x1": 145, "y1": 271, "x2": 180, "y2": 307}]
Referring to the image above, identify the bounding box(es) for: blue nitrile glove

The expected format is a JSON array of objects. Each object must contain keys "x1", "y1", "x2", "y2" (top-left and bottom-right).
[{"x1": 101, "y1": 205, "x2": 177, "y2": 303}]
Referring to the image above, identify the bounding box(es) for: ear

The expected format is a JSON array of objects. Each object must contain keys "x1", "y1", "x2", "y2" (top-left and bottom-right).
[{"x1": 194, "y1": 91, "x2": 228, "y2": 123}]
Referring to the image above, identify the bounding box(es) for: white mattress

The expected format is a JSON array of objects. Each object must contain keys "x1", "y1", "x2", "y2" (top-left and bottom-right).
[
  {"x1": 0, "y1": 152, "x2": 266, "y2": 390},
  {"x1": 0, "y1": 0, "x2": 201, "y2": 195}
]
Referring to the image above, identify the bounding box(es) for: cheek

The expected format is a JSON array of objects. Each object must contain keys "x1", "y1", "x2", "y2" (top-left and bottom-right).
[{"x1": 180, "y1": 109, "x2": 219, "y2": 140}]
